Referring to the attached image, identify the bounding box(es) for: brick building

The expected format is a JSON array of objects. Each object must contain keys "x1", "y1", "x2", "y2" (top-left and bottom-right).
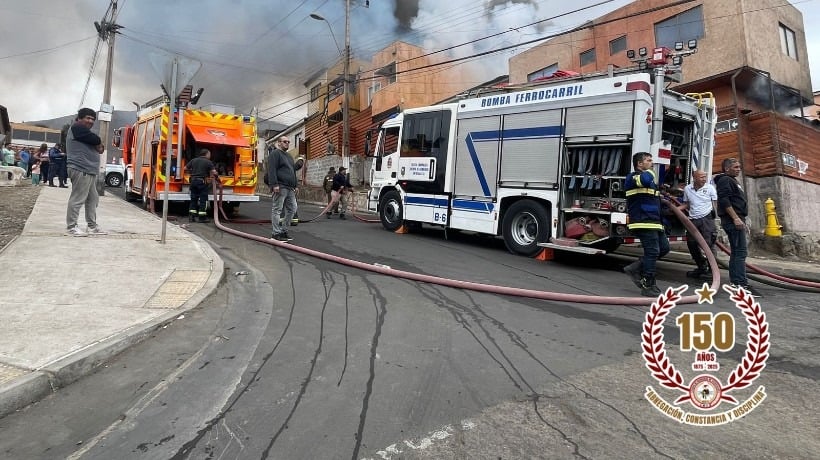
[
  {"x1": 508, "y1": 0, "x2": 819, "y2": 257},
  {"x1": 299, "y1": 41, "x2": 476, "y2": 187}
]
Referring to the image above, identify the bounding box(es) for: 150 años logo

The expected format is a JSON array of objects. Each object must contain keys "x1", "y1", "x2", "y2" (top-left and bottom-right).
[{"x1": 642, "y1": 283, "x2": 769, "y2": 426}]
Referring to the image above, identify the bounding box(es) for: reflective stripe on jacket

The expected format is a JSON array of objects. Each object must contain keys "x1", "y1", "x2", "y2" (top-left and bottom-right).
[{"x1": 625, "y1": 169, "x2": 663, "y2": 230}]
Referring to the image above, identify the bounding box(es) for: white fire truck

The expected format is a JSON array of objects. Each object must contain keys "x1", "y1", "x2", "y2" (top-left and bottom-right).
[{"x1": 366, "y1": 68, "x2": 716, "y2": 256}]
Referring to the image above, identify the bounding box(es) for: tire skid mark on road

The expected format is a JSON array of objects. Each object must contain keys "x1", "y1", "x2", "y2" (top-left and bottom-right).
[
  {"x1": 171, "y1": 255, "x2": 301, "y2": 459},
  {"x1": 350, "y1": 279, "x2": 389, "y2": 460},
  {"x1": 429, "y1": 283, "x2": 673, "y2": 459},
  {"x1": 415, "y1": 284, "x2": 587, "y2": 458},
  {"x1": 259, "y1": 257, "x2": 335, "y2": 459},
  {"x1": 320, "y1": 268, "x2": 349, "y2": 387},
  {"x1": 416, "y1": 284, "x2": 526, "y2": 391}
]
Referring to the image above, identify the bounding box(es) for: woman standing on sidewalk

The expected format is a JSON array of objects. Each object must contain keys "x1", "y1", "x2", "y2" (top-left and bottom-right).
[{"x1": 37, "y1": 144, "x2": 50, "y2": 186}]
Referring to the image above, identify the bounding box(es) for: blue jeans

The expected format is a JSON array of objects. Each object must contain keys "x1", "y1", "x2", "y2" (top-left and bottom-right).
[
  {"x1": 722, "y1": 220, "x2": 748, "y2": 285},
  {"x1": 271, "y1": 186, "x2": 297, "y2": 235},
  {"x1": 634, "y1": 229, "x2": 670, "y2": 277}
]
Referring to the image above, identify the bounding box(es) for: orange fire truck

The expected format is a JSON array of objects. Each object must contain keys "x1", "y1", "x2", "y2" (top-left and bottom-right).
[{"x1": 113, "y1": 97, "x2": 259, "y2": 213}]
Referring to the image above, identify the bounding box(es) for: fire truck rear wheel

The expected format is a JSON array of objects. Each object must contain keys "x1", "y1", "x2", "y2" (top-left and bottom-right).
[
  {"x1": 502, "y1": 200, "x2": 549, "y2": 257},
  {"x1": 379, "y1": 190, "x2": 404, "y2": 231},
  {"x1": 141, "y1": 178, "x2": 150, "y2": 210}
]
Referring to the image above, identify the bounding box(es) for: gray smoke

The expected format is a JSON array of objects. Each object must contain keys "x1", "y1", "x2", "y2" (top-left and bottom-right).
[{"x1": 0, "y1": 0, "x2": 631, "y2": 124}]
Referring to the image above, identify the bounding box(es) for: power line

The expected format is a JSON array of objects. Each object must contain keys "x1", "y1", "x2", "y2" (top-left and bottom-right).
[
  {"x1": 258, "y1": 1, "x2": 694, "y2": 123},
  {"x1": 0, "y1": 35, "x2": 96, "y2": 60},
  {"x1": 79, "y1": 3, "x2": 118, "y2": 108}
]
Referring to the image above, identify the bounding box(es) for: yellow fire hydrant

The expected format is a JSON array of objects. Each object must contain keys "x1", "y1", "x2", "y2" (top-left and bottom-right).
[{"x1": 764, "y1": 198, "x2": 783, "y2": 237}]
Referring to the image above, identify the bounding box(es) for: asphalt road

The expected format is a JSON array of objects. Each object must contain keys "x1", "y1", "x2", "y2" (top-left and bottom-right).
[{"x1": 0, "y1": 195, "x2": 817, "y2": 459}]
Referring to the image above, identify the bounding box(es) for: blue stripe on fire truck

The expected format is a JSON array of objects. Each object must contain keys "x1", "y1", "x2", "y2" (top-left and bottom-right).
[
  {"x1": 405, "y1": 196, "x2": 449, "y2": 207},
  {"x1": 452, "y1": 200, "x2": 494, "y2": 213}
]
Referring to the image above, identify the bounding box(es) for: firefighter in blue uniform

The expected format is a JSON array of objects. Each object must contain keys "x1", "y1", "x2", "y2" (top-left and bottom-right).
[{"x1": 622, "y1": 152, "x2": 669, "y2": 296}]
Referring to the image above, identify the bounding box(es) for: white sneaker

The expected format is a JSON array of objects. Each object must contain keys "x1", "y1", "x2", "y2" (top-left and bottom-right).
[
  {"x1": 86, "y1": 225, "x2": 108, "y2": 235},
  {"x1": 65, "y1": 226, "x2": 88, "y2": 237}
]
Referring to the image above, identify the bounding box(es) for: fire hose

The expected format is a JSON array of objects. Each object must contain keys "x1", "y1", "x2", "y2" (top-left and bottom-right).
[
  {"x1": 214, "y1": 188, "x2": 380, "y2": 225},
  {"x1": 660, "y1": 196, "x2": 820, "y2": 292},
  {"x1": 210, "y1": 182, "x2": 724, "y2": 306}
]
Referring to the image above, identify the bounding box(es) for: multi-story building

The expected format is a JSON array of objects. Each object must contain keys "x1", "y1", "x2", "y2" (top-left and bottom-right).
[
  {"x1": 508, "y1": 0, "x2": 819, "y2": 257},
  {"x1": 301, "y1": 41, "x2": 475, "y2": 187},
  {"x1": 509, "y1": 0, "x2": 811, "y2": 100}
]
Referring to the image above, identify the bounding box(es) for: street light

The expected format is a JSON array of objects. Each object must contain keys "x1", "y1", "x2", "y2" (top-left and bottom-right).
[
  {"x1": 310, "y1": 2, "x2": 350, "y2": 168},
  {"x1": 309, "y1": 13, "x2": 342, "y2": 56}
]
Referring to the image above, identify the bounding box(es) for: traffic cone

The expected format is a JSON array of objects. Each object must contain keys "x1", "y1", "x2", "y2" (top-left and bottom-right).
[
  {"x1": 535, "y1": 248, "x2": 554, "y2": 261},
  {"x1": 395, "y1": 225, "x2": 409, "y2": 234}
]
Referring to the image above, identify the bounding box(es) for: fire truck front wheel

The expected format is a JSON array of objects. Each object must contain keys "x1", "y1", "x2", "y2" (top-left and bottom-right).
[
  {"x1": 379, "y1": 190, "x2": 404, "y2": 231},
  {"x1": 502, "y1": 200, "x2": 549, "y2": 257}
]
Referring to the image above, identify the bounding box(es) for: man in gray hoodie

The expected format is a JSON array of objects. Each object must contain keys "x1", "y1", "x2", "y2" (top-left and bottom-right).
[
  {"x1": 267, "y1": 136, "x2": 302, "y2": 241},
  {"x1": 65, "y1": 107, "x2": 105, "y2": 236}
]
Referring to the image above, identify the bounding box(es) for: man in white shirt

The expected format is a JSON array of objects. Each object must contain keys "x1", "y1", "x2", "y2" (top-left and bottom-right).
[{"x1": 679, "y1": 170, "x2": 718, "y2": 279}]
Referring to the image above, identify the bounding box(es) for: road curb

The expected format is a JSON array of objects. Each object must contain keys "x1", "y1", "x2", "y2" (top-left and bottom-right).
[
  {"x1": 0, "y1": 222, "x2": 225, "y2": 419},
  {"x1": 0, "y1": 373, "x2": 52, "y2": 418}
]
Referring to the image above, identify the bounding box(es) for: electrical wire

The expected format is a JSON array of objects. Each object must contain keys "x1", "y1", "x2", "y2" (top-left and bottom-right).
[{"x1": 0, "y1": 35, "x2": 96, "y2": 60}]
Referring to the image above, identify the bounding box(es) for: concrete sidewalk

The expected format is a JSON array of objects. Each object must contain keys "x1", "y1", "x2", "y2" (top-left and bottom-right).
[{"x1": 0, "y1": 186, "x2": 223, "y2": 418}]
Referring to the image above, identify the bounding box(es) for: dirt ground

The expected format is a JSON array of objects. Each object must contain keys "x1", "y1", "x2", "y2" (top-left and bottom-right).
[{"x1": 0, "y1": 184, "x2": 41, "y2": 251}]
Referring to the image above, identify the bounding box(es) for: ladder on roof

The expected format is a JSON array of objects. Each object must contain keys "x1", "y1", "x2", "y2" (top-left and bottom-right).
[{"x1": 686, "y1": 92, "x2": 717, "y2": 175}]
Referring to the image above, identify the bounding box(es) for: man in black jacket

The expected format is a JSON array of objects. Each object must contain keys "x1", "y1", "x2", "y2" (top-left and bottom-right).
[
  {"x1": 267, "y1": 136, "x2": 302, "y2": 241},
  {"x1": 330, "y1": 166, "x2": 353, "y2": 219},
  {"x1": 715, "y1": 158, "x2": 753, "y2": 292}
]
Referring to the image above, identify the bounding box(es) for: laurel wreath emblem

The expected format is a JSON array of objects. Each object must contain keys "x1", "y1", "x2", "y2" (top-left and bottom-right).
[{"x1": 641, "y1": 285, "x2": 770, "y2": 408}]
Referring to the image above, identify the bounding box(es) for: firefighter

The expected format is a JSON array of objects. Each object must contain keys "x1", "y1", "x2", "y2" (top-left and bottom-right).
[
  {"x1": 186, "y1": 148, "x2": 218, "y2": 223},
  {"x1": 623, "y1": 152, "x2": 669, "y2": 296}
]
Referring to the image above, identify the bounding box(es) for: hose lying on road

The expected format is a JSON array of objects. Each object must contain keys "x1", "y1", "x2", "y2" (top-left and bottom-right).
[
  {"x1": 662, "y1": 195, "x2": 819, "y2": 292},
  {"x1": 210, "y1": 182, "x2": 721, "y2": 306},
  {"x1": 215, "y1": 189, "x2": 380, "y2": 225},
  {"x1": 713, "y1": 241, "x2": 820, "y2": 292}
]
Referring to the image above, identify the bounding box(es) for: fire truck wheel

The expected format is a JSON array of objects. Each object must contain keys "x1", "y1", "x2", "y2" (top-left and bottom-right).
[
  {"x1": 502, "y1": 199, "x2": 549, "y2": 257},
  {"x1": 379, "y1": 190, "x2": 404, "y2": 231},
  {"x1": 141, "y1": 178, "x2": 150, "y2": 210}
]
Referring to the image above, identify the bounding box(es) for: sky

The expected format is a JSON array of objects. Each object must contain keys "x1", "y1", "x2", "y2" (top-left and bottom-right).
[{"x1": 1, "y1": 0, "x2": 818, "y2": 125}]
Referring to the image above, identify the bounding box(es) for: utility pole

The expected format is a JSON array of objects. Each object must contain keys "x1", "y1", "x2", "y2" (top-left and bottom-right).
[
  {"x1": 342, "y1": 0, "x2": 351, "y2": 169},
  {"x1": 95, "y1": 0, "x2": 120, "y2": 195}
]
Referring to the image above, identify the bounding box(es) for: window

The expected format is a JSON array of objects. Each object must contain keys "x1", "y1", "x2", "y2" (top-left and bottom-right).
[
  {"x1": 527, "y1": 63, "x2": 558, "y2": 82},
  {"x1": 367, "y1": 81, "x2": 382, "y2": 105},
  {"x1": 779, "y1": 23, "x2": 798, "y2": 59},
  {"x1": 579, "y1": 48, "x2": 596, "y2": 67},
  {"x1": 654, "y1": 6, "x2": 704, "y2": 49},
  {"x1": 310, "y1": 84, "x2": 320, "y2": 102},
  {"x1": 375, "y1": 62, "x2": 397, "y2": 85},
  {"x1": 328, "y1": 76, "x2": 344, "y2": 101},
  {"x1": 399, "y1": 110, "x2": 452, "y2": 193},
  {"x1": 610, "y1": 35, "x2": 627, "y2": 55}
]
